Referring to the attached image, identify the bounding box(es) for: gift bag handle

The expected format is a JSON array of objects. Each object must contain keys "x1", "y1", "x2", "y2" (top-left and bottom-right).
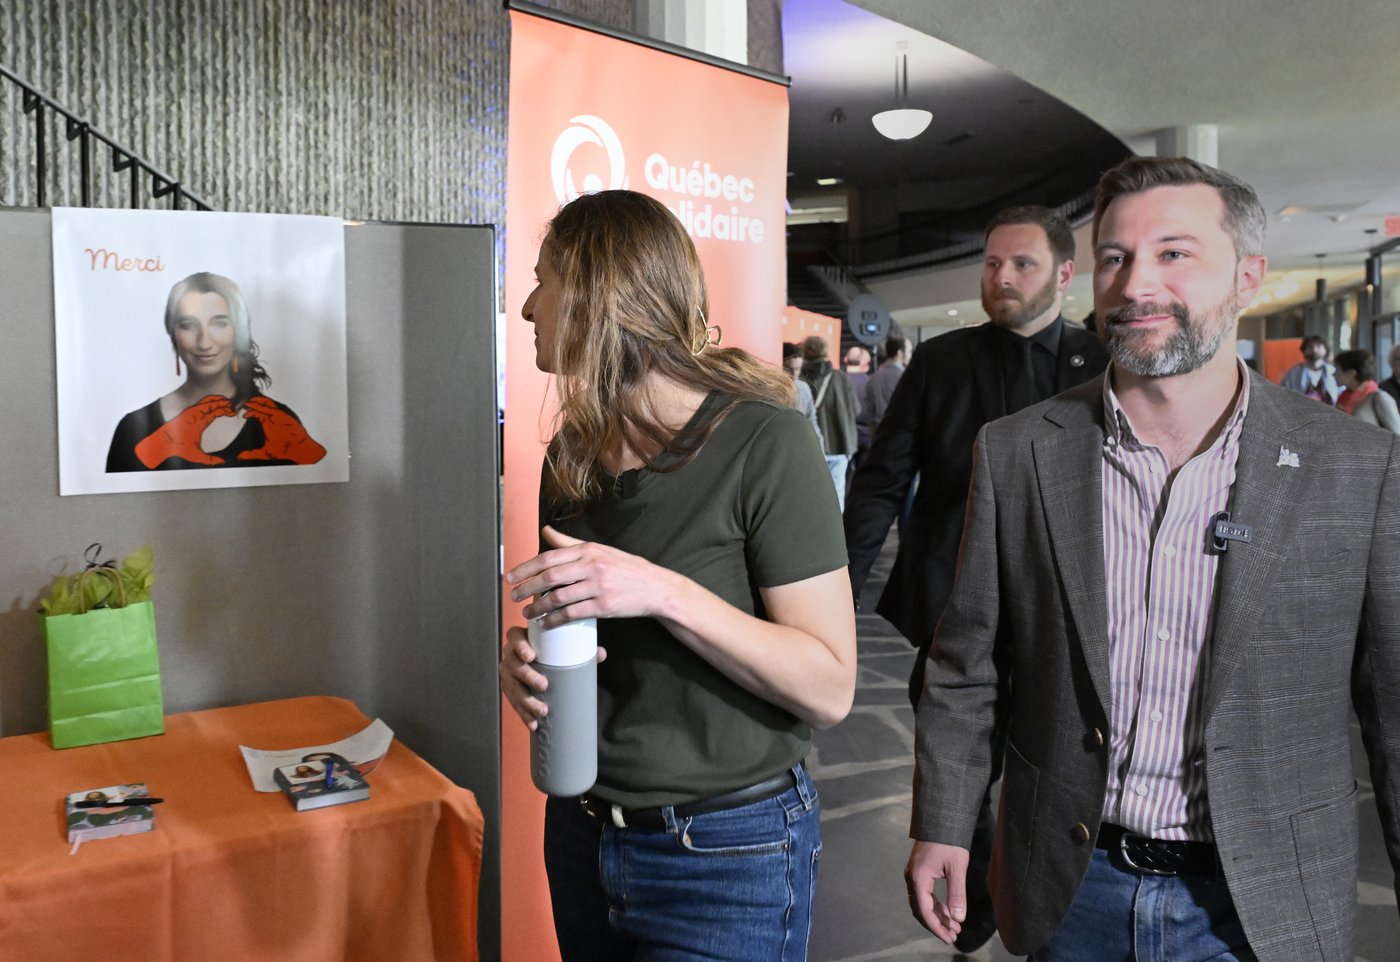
[{"x1": 76, "y1": 565, "x2": 127, "y2": 614}]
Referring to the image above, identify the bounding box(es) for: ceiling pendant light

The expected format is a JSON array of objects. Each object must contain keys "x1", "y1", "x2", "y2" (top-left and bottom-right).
[{"x1": 871, "y1": 41, "x2": 932, "y2": 141}]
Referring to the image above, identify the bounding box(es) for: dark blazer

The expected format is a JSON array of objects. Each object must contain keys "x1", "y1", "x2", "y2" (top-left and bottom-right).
[
  {"x1": 911, "y1": 372, "x2": 1400, "y2": 960},
  {"x1": 843, "y1": 319, "x2": 1108, "y2": 652},
  {"x1": 1379, "y1": 374, "x2": 1400, "y2": 407}
]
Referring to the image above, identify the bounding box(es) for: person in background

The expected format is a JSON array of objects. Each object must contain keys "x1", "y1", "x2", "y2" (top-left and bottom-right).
[
  {"x1": 800, "y1": 335, "x2": 861, "y2": 511},
  {"x1": 864, "y1": 334, "x2": 915, "y2": 543},
  {"x1": 905, "y1": 155, "x2": 1400, "y2": 961},
  {"x1": 1335, "y1": 348, "x2": 1400, "y2": 432},
  {"x1": 1379, "y1": 343, "x2": 1400, "y2": 406},
  {"x1": 845, "y1": 204, "x2": 1108, "y2": 953},
  {"x1": 1278, "y1": 334, "x2": 1339, "y2": 404},
  {"x1": 844, "y1": 344, "x2": 872, "y2": 382},
  {"x1": 783, "y1": 341, "x2": 823, "y2": 445},
  {"x1": 864, "y1": 334, "x2": 912, "y2": 435},
  {"x1": 500, "y1": 190, "x2": 855, "y2": 962},
  {"x1": 846, "y1": 344, "x2": 874, "y2": 475}
]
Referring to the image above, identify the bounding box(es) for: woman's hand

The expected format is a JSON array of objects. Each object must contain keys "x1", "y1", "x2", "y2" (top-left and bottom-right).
[
  {"x1": 134, "y1": 394, "x2": 234, "y2": 468},
  {"x1": 505, "y1": 526, "x2": 674, "y2": 627},
  {"x1": 498, "y1": 622, "x2": 607, "y2": 731},
  {"x1": 498, "y1": 626, "x2": 549, "y2": 730},
  {"x1": 238, "y1": 397, "x2": 327, "y2": 464},
  {"x1": 507, "y1": 526, "x2": 856, "y2": 730}
]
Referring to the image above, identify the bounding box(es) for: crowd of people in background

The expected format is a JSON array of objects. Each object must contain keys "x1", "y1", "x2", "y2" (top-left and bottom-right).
[
  {"x1": 1279, "y1": 335, "x2": 1400, "y2": 433},
  {"x1": 788, "y1": 296, "x2": 1400, "y2": 524}
]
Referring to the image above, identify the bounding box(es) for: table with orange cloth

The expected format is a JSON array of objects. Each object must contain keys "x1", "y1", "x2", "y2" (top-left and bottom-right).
[{"x1": 0, "y1": 695, "x2": 483, "y2": 962}]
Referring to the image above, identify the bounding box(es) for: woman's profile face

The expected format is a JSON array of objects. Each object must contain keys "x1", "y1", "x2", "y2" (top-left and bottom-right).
[
  {"x1": 522, "y1": 252, "x2": 562, "y2": 374},
  {"x1": 173, "y1": 291, "x2": 236, "y2": 379}
]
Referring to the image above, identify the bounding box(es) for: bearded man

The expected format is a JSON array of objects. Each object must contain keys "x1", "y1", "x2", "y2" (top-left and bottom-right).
[
  {"x1": 905, "y1": 156, "x2": 1400, "y2": 961},
  {"x1": 843, "y1": 205, "x2": 1108, "y2": 951}
]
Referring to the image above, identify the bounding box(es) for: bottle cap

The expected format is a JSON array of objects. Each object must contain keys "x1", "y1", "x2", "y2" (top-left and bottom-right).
[{"x1": 528, "y1": 616, "x2": 598, "y2": 667}]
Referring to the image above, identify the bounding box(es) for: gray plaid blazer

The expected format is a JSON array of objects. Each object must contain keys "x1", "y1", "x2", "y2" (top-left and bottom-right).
[{"x1": 911, "y1": 370, "x2": 1400, "y2": 961}]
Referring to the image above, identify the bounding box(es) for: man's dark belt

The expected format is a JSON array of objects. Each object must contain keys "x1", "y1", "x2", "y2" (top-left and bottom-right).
[
  {"x1": 579, "y1": 767, "x2": 799, "y2": 831},
  {"x1": 1096, "y1": 822, "x2": 1223, "y2": 878}
]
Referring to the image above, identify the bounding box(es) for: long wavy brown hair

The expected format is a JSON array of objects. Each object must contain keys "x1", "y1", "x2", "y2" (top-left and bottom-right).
[{"x1": 540, "y1": 190, "x2": 792, "y2": 506}]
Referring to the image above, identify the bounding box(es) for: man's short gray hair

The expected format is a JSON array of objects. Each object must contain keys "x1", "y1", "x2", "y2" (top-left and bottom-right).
[{"x1": 1093, "y1": 156, "x2": 1266, "y2": 258}]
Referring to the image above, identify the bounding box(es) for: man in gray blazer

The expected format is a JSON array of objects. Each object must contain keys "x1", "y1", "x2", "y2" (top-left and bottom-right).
[{"x1": 905, "y1": 156, "x2": 1400, "y2": 961}]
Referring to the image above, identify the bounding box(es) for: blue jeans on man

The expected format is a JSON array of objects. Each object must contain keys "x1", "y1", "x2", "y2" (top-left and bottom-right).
[{"x1": 1032, "y1": 846, "x2": 1256, "y2": 962}]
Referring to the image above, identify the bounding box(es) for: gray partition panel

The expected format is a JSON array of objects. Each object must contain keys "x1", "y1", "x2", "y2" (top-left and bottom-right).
[{"x1": 0, "y1": 210, "x2": 501, "y2": 959}]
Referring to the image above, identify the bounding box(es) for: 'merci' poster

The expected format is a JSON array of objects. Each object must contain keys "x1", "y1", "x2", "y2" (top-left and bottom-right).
[{"x1": 52, "y1": 208, "x2": 349, "y2": 495}]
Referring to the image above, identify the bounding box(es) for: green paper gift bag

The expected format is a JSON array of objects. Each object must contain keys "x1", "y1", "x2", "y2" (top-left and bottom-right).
[{"x1": 41, "y1": 567, "x2": 164, "y2": 749}]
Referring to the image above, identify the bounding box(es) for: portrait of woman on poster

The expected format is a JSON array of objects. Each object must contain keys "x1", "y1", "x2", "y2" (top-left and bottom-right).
[
  {"x1": 498, "y1": 190, "x2": 855, "y2": 962},
  {"x1": 105, "y1": 271, "x2": 326, "y2": 472}
]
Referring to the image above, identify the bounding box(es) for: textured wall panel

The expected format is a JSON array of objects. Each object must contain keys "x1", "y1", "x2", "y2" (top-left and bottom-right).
[
  {"x1": 0, "y1": 0, "x2": 515, "y2": 223},
  {"x1": 1, "y1": 0, "x2": 773, "y2": 223}
]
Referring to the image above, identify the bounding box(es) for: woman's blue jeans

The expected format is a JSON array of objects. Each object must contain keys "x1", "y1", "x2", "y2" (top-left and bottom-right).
[{"x1": 544, "y1": 765, "x2": 822, "y2": 962}]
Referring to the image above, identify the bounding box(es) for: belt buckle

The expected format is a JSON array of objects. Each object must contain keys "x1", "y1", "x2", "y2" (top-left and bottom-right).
[
  {"x1": 1118, "y1": 832, "x2": 1181, "y2": 877},
  {"x1": 578, "y1": 795, "x2": 645, "y2": 830}
]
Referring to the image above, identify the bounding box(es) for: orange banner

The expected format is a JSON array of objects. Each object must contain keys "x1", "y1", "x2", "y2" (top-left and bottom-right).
[
  {"x1": 781, "y1": 306, "x2": 842, "y2": 362},
  {"x1": 1262, "y1": 337, "x2": 1303, "y2": 383},
  {"x1": 501, "y1": 11, "x2": 789, "y2": 961}
]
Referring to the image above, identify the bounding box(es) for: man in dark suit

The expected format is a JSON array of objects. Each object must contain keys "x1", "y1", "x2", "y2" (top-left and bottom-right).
[
  {"x1": 906, "y1": 156, "x2": 1400, "y2": 961},
  {"x1": 845, "y1": 206, "x2": 1108, "y2": 690},
  {"x1": 844, "y1": 205, "x2": 1108, "y2": 950}
]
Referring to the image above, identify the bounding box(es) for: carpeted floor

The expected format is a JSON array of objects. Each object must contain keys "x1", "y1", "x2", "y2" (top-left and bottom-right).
[{"x1": 807, "y1": 528, "x2": 1399, "y2": 961}]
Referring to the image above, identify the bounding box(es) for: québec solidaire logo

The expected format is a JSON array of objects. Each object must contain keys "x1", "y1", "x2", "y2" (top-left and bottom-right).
[
  {"x1": 548, "y1": 115, "x2": 767, "y2": 245},
  {"x1": 551, "y1": 115, "x2": 628, "y2": 204}
]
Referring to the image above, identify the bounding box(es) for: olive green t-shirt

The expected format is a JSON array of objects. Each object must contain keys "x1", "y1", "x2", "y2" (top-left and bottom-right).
[{"x1": 545, "y1": 393, "x2": 847, "y2": 808}]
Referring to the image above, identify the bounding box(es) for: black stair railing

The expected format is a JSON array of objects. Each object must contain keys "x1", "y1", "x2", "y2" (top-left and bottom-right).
[{"x1": 1, "y1": 63, "x2": 213, "y2": 211}]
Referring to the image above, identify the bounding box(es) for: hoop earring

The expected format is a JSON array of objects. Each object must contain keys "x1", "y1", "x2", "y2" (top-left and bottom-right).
[{"x1": 174, "y1": 355, "x2": 181, "y2": 377}]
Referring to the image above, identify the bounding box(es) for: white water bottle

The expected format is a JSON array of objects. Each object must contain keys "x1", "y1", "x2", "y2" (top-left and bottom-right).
[{"x1": 529, "y1": 616, "x2": 598, "y2": 796}]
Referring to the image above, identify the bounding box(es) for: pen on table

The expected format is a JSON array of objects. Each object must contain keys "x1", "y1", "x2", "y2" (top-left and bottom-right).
[
  {"x1": 324, "y1": 760, "x2": 336, "y2": 788},
  {"x1": 74, "y1": 797, "x2": 164, "y2": 808}
]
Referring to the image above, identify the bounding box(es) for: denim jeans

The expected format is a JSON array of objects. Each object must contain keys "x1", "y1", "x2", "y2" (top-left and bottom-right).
[
  {"x1": 824, "y1": 454, "x2": 849, "y2": 512},
  {"x1": 1032, "y1": 847, "x2": 1257, "y2": 962},
  {"x1": 544, "y1": 765, "x2": 822, "y2": 962}
]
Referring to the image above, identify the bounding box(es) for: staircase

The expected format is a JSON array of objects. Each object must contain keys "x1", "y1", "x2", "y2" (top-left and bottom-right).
[
  {"x1": 787, "y1": 262, "x2": 848, "y2": 319},
  {"x1": 1, "y1": 64, "x2": 212, "y2": 210}
]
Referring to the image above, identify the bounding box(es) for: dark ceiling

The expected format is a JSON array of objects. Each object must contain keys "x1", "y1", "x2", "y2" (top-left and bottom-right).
[{"x1": 782, "y1": 0, "x2": 1129, "y2": 272}]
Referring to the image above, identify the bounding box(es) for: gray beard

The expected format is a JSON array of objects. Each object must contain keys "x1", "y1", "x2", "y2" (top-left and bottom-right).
[{"x1": 1101, "y1": 295, "x2": 1236, "y2": 378}]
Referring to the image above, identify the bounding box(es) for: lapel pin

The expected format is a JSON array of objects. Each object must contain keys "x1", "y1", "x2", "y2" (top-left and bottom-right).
[
  {"x1": 1277, "y1": 447, "x2": 1300, "y2": 468},
  {"x1": 1070, "y1": 354, "x2": 1085, "y2": 368}
]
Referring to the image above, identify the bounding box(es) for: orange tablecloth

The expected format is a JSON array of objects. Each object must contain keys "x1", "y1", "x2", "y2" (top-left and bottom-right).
[{"x1": 0, "y1": 696, "x2": 483, "y2": 962}]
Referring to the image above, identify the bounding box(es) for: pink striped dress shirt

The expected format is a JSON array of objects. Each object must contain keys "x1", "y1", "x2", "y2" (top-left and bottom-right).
[{"x1": 1100, "y1": 362, "x2": 1250, "y2": 841}]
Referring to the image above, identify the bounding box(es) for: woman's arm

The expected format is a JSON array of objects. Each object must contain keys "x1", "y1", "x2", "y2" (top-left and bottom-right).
[{"x1": 507, "y1": 526, "x2": 856, "y2": 729}]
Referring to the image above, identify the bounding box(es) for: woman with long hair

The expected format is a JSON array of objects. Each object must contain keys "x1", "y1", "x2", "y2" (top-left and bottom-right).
[
  {"x1": 105, "y1": 271, "x2": 325, "y2": 471},
  {"x1": 500, "y1": 190, "x2": 855, "y2": 961}
]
